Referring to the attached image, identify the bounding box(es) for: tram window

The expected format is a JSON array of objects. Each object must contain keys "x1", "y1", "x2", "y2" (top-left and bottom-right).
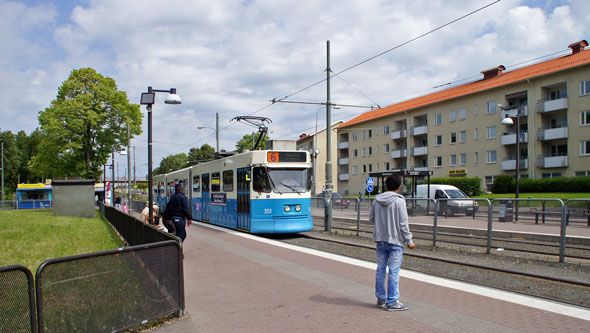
[
  {"x1": 253, "y1": 167, "x2": 271, "y2": 193},
  {"x1": 223, "y1": 170, "x2": 233, "y2": 192},
  {"x1": 202, "y1": 174, "x2": 210, "y2": 192},
  {"x1": 193, "y1": 175, "x2": 200, "y2": 192},
  {"x1": 211, "y1": 172, "x2": 221, "y2": 192}
]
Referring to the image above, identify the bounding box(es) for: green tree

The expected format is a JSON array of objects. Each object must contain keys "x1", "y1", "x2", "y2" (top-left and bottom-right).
[
  {"x1": 0, "y1": 130, "x2": 20, "y2": 199},
  {"x1": 15, "y1": 129, "x2": 43, "y2": 183},
  {"x1": 33, "y1": 68, "x2": 142, "y2": 180},
  {"x1": 154, "y1": 153, "x2": 188, "y2": 175},
  {"x1": 188, "y1": 144, "x2": 215, "y2": 165},
  {"x1": 235, "y1": 133, "x2": 270, "y2": 153}
]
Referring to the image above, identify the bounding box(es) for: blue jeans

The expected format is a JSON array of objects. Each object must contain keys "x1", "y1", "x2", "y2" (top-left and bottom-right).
[
  {"x1": 172, "y1": 217, "x2": 186, "y2": 242},
  {"x1": 375, "y1": 242, "x2": 404, "y2": 306}
]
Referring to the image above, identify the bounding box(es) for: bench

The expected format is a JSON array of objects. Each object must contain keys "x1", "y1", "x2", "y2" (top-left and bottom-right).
[
  {"x1": 566, "y1": 208, "x2": 590, "y2": 226},
  {"x1": 530, "y1": 208, "x2": 562, "y2": 224}
]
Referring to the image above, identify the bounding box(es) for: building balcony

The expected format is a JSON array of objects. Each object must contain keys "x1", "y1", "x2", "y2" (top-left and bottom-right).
[
  {"x1": 410, "y1": 146, "x2": 428, "y2": 156},
  {"x1": 501, "y1": 158, "x2": 528, "y2": 171},
  {"x1": 337, "y1": 141, "x2": 349, "y2": 149},
  {"x1": 390, "y1": 129, "x2": 407, "y2": 140},
  {"x1": 501, "y1": 105, "x2": 528, "y2": 119},
  {"x1": 413, "y1": 167, "x2": 429, "y2": 172},
  {"x1": 338, "y1": 158, "x2": 349, "y2": 165},
  {"x1": 537, "y1": 127, "x2": 568, "y2": 141},
  {"x1": 410, "y1": 125, "x2": 428, "y2": 136},
  {"x1": 338, "y1": 173, "x2": 349, "y2": 181},
  {"x1": 391, "y1": 149, "x2": 407, "y2": 159},
  {"x1": 501, "y1": 132, "x2": 528, "y2": 145},
  {"x1": 537, "y1": 98, "x2": 568, "y2": 113},
  {"x1": 537, "y1": 155, "x2": 568, "y2": 168}
]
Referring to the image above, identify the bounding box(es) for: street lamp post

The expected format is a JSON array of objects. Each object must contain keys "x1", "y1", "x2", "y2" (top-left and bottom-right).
[
  {"x1": 140, "y1": 86, "x2": 182, "y2": 225},
  {"x1": 502, "y1": 109, "x2": 520, "y2": 222},
  {"x1": 197, "y1": 112, "x2": 220, "y2": 154}
]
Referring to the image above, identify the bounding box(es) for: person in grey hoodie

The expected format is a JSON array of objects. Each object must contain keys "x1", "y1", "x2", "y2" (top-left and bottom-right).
[{"x1": 370, "y1": 174, "x2": 415, "y2": 311}]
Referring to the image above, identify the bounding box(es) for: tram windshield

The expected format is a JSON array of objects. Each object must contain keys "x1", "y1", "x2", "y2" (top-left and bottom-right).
[{"x1": 253, "y1": 167, "x2": 311, "y2": 194}]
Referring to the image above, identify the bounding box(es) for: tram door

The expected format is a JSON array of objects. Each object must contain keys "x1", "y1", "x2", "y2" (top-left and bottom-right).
[
  {"x1": 201, "y1": 173, "x2": 210, "y2": 221},
  {"x1": 237, "y1": 168, "x2": 251, "y2": 231}
]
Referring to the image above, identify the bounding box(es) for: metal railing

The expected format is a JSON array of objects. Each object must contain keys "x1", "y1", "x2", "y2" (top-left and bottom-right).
[{"x1": 0, "y1": 265, "x2": 37, "y2": 333}]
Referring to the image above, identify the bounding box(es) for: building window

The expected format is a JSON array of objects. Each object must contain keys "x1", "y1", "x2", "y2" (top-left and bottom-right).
[
  {"x1": 368, "y1": 129, "x2": 373, "y2": 138},
  {"x1": 486, "y1": 126, "x2": 496, "y2": 139},
  {"x1": 542, "y1": 172, "x2": 562, "y2": 178},
  {"x1": 474, "y1": 128, "x2": 479, "y2": 140},
  {"x1": 353, "y1": 165, "x2": 358, "y2": 174},
  {"x1": 459, "y1": 108, "x2": 466, "y2": 120},
  {"x1": 353, "y1": 149, "x2": 358, "y2": 158},
  {"x1": 575, "y1": 170, "x2": 590, "y2": 176},
  {"x1": 460, "y1": 153, "x2": 467, "y2": 165},
  {"x1": 474, "y1": 105, "x2": 478, "y2": 116},
  {"x1": 581, "y1": 80, "x2": 590, "y2": 96},
  {"x1": 474, "y1": 152, "x2": 479, "y2": 164},
  {"x1": 434, "y1": 156, "x2": 442, "y2": 167},
  {"x1": 384, "y1": 143, "x2": 390, "y2": 152},
  {"x1": 581, "y1": 111, "x2": 590, "y2": 126},
  {"x1": 486, "y1": 101, "x2": 496, "y2": 114},
  {"x1": 363, "y1": 165, "x2": 367, "y2": 173},
  {"x1": 368, "y1": 146, "x2": 373, "y2": 155},
  {"x1": 581, "y1": 140, "x2": 590, "y2": 156},
  {"x1": 434, "y1": 135, "x2": 442, "y2": 146},
  {"x1": 369, "y1": 164, "x2": 373, "y2": 172},
  {"x1": 384, "y1": 125, "x2": 390, "y2": 134},
  {"x1": 362, "y1": 130, "x2": 367, "y2": 140},
  {"x1": 353, "y1": 132, "x2": 358, "y2": 142},
  {"x1": 362, "y1": 147, "x2": 366, "y2": 156},
  {"x1": 450, "y1": 110, "x2": 456, "y2": 122},
  {"x1": 487, "y1": 150, "x2": 497, "y2": 163},
  {"x1": 384, "y1": 162, "x2": 390, "y2": 170},
  {"x1": 460, "y1": 130, "x2": 466, "y2": 143},
  {"x1": 434, "y1": 113, "x2": 442, "y2": 125},
  {"x1": 450, "y1": 154, "x2": 457, "y2": 166},
  {"x1": 450, "y1": 132, "x2": 457, "y2": 144}
]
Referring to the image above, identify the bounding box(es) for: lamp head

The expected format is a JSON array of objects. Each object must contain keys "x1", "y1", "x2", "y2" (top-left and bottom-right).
[
  {"x1": 501, "y1": 116, "x2": 514, "y2": 125},
  {"x1": 164, "y1": 88, "x2": 182, "y2": 104}
]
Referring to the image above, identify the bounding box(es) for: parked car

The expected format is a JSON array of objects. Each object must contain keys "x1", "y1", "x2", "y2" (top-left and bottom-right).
[
  {"x1": 317, "y1": 192, "x2": 351, "y2": 209},
  {"x1": 415, "y1": 184, "x2": 478, "y2": 216}
]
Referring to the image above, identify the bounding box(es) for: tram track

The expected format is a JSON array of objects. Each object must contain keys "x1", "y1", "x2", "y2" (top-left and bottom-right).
[{"x1": 275, "y1": 230, "x2": 590, "y2": 307}]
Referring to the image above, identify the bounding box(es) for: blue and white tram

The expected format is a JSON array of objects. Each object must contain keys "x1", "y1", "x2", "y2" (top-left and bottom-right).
[{"x1": 155, "y1": 150, "x2": 313, "y2": 234}]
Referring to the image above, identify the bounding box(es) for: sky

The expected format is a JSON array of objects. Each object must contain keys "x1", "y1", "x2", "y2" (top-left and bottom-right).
[{"x1": 1, "y1": 0, "x2": 588, "y2": 180}]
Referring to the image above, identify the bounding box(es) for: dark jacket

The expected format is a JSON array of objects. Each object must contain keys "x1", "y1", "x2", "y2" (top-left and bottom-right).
[{"x1": 164, "y1": 191, "x2": 191, "y2": 221}]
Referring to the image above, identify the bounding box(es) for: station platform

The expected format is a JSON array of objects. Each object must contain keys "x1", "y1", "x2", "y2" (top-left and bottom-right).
[{"x1": 156, "y1": 222, "x2": 589, "y2": 332}]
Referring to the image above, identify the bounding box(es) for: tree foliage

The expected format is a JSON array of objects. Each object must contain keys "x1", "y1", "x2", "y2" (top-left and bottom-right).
[
  {"x1": 0, "y1": 130, "x2": 20, "y2": 199},
  {"x1": 235, "y1": 133, "x2": 270, "y2": 153},
  {"x1": 188, "y1": 144, "x2": 215, "y2": 165},
  {"x1": 33, "y1": 68, "x2": 142, "y2": 180},
  {"x1": 154, "y1": 153, "x2": 188, "y2": 175}
]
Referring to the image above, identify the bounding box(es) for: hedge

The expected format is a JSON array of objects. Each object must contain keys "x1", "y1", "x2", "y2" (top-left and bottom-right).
[
  {"x1": 429, "y1": 177, "x2": 483, "y2": 196},
  {"x1": 491, "y1": 176, "x2": 590, "y2": 193}
]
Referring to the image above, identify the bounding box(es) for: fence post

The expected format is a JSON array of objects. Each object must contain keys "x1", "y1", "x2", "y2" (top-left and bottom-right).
[
  {"x1": 559, "y1": 199, "x2": 566, "y2": 263},
  {"x1": 433, "y1": 199, "x2": 438, "y2": 247},
  {"x1": 356, "y1": 198, "x2": 360, "y2": 236},
  {"x1": 487, "y1": 199, "x2": 493, "y2": 254}
]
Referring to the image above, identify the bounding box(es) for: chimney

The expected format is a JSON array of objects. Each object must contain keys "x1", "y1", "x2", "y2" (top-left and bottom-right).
[
  {"x1": 299, "y1": 133, "x2": 307, "y2": 139},
  {"x1": 480, "y1": 65, "x2": 506, "y2": 80},
  {"x1": 568, "y1": 40, "x2": 588, "y2": 54}
]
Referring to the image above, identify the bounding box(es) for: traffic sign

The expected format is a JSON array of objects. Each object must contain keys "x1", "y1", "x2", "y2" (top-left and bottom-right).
[
  {"x1": 367, "y1": 184, "x2": 374, "y2": 192},
  {"x1": 367, "y1": 177, "x2": 374, "y2": 185}
]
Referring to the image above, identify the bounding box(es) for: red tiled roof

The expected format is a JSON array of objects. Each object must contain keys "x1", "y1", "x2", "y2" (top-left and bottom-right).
[{"x1": 338, "y1": 46, "x2": 590, "y2": 129}]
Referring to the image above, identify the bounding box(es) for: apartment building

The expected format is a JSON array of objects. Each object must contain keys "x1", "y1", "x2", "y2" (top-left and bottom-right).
[{"x1": 337, "y1": 40, "x2": 590, "y2": 195}]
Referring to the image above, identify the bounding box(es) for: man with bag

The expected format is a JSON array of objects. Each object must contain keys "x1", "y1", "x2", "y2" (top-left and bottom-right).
[
  {"x1": 370, "y1": 174, "x2": 415, "y2": 311},
  {"x1": 163, "y1": 183, "x2": 191, "y2": 242}
]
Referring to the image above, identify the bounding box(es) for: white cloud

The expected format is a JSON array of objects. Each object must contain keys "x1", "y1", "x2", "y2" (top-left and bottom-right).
[{"x1": 0, "y1": 0, "x2": 587, "y2": 178}]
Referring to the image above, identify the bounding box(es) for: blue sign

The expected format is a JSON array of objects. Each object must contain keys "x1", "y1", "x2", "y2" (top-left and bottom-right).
[
  {"x1": 367, "y1": 177, "x2": 374, "y2": 185},
  {"x1": 367, "y1": 184, "x2": 374, "y2": 192},
  {"x1": 211, "y1": 193, "x2": 227, "y2": 205}
]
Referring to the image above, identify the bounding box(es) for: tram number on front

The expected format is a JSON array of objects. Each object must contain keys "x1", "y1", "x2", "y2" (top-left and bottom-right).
[
  {"x1": 267, "y1": 152, "x2": 279, "y2": 162},
  {"x1": 264, "y1": 208, "x2": 272, "y2": 214}
]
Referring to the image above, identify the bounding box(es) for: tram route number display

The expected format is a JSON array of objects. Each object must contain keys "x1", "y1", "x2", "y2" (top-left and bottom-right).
[{"x1": 267, "y1": 151, "x2": 307, "y2": 163}]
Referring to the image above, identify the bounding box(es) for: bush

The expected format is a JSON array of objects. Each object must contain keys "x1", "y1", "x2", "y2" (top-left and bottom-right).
[
  {"x1": 429, "y1": 177, "x2": 483, "y2": 196},
  {"x1": 503, "y1": 176, "x2": 590, "y2": 193},
  {"x1": 491, "y1": 175, "x2": 514, "y2": 194}
]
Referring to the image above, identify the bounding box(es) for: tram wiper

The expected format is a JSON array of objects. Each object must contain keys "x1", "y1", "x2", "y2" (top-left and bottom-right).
[
  {"x1": 281, "y1": 182, "x2": 302, "y2": 195},
  {"x1": 268, "y1": 176, "x2": 282, "y2": 194}
]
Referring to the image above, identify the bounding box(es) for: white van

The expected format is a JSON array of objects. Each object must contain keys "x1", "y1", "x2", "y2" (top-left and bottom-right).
[{"x1": 415, "y1": 184, "x2": 478, "y2": 216}]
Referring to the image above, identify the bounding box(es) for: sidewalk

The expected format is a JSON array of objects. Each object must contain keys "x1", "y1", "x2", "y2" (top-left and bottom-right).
[{"x1": 155, "y1": 222, "x2": 590, "y2": 332}]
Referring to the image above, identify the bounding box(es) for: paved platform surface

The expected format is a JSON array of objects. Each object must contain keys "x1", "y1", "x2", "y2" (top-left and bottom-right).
[{"x1": 156, "y1": 222, "x2": 589, "y2": 332}]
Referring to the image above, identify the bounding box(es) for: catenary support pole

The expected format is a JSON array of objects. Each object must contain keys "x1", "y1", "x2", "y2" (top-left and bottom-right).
[{"x1": 324, "y1": 40, "x2": 333, "y2": 232}]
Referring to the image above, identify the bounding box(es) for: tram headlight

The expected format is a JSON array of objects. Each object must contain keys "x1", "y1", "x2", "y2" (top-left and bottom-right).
[
  {"x1": 284, "y1": 205, "x2": 291, "y2": 212},
  {"x1": 295, "y1": 205, "x2": 301, "y2": 212}
]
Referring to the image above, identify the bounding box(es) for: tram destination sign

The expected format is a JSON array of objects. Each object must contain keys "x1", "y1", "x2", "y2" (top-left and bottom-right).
[{"x1": 267, "y1": 151, "x2": 307, "y2": 163}]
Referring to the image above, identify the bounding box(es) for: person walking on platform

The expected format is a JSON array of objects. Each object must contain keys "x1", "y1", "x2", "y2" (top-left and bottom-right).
[
  {"x1": 370, "y1": 174, "x2": 415, "y2": 311},
  {"x1": 164, "y1": 183, "x2": 191, "y2": 242}
]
